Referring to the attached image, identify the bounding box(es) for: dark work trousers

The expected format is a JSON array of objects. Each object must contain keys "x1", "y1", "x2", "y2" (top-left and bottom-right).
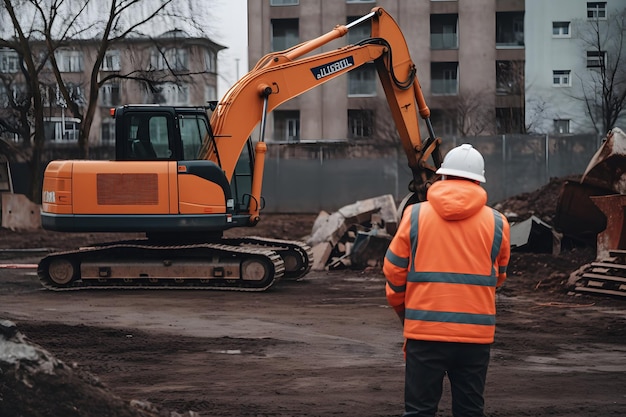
[{"x1": 403, "y1": 339, "x2": 491, "y2": 417}]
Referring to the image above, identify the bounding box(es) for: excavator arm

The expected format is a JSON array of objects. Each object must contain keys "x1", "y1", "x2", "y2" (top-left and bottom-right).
[{"x1": 203, "y1": 7, "x2": 442, "y2": 221}]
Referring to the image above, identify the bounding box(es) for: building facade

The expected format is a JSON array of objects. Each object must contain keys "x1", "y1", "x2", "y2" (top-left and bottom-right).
[
  {"x1": 0, "y1": 31, "x2": 224, "y2": 146},
  {"x1": 247, "y1": 0, "x2": 625, "y2": 141},
  {"x1": 247, "y1": 0, "x2": 525, "y2": 143},
  {"x1": 525, "y1": 0, "x2": 626, "y2": 134}
]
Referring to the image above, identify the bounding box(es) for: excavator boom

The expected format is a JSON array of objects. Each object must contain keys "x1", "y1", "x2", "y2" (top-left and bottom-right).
[{"x1": 205, "y1": 6, "x2": 442, "y2": 213}]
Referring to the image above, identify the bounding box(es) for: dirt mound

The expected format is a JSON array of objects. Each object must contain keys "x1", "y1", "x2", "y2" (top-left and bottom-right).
[
  {"x1": 0, "y1": 320, "x2": 171, "y2": 417},
  {"x1": 493, "y1": 175, "x2": 580, "y2": 224}
]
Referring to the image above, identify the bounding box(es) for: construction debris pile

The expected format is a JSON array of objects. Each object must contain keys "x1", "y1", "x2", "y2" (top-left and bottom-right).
[
  {"x1": 305, "y1": 194, "x2": 399, "y2": 271},
  {"x1": 304, "y1": 182, "x2": 572, "y2": 272},
  {"x1": 0, "y1": 320, "x2": 198, "y2": 417}
]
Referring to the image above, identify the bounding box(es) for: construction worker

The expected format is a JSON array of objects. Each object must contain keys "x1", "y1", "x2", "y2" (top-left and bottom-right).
[{"x1": 383, "y1": 143, "x2": 510, "y2": 417}]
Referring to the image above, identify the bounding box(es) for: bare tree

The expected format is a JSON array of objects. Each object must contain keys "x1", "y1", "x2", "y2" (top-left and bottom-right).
[
  {"x1": 0, "y1": 0, "x2": 53, "y2": 201},
  {"x1": 0, "y1": 0, "x2": 215, "y2": 201},
  {"x1": 573, "y1": 7, "x2": 626, "y2": 135},
  {"x1": 444, "y1": 90, "x2": 494, "y2": 137},
  {"x1": 523, "y1": 97, "x2": 545, "y2": 134},
  {"x1": 36, "y1": 0, "x2": 212, "y2": 158},
  {"x1": 0, "y1": 75, "x2": 32, "y2": 163}
]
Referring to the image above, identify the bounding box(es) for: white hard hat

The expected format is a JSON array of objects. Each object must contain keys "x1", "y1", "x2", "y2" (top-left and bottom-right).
[{"x1": 436, "y1": 143, "x2": 486, "y2": 183}]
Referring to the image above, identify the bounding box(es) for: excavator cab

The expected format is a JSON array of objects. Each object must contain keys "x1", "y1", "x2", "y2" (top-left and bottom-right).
[{"x1": 115, "y1": 106, "x2": 208, "y2": 161}]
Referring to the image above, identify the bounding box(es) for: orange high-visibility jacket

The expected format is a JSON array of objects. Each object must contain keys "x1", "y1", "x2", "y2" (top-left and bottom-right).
[{"x1": 384, "y1": 180, "x2": 510, "y2": 344}]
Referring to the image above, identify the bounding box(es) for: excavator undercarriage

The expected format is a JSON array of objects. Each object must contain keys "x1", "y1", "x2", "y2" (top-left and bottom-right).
[{"x1": 38, "y1": 237, "x2": 312, "y2": 291}]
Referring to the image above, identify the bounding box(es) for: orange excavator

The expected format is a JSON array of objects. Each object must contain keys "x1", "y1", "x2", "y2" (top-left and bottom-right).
[{"x1": 38, "y1": 7, "x2": 443, "y2": 291}]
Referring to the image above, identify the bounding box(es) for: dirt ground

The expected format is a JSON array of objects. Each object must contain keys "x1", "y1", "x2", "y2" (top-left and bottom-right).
[{"x1": 1, "y1": 180, "x2": 625, "y2": 417}]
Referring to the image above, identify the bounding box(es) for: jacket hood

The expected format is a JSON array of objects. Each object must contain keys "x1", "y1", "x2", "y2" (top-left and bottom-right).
[{"x1": 426, "y1": 179, "x2": 487, "y2": 221}]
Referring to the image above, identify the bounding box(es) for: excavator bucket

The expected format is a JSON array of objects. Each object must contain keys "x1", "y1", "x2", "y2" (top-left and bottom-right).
[
  {"x1": 580, "y1": 127, "x2": 626, "y2": 194},
  {"x1": 554, "y1": 127, "x2": 626, "y2": 244}
]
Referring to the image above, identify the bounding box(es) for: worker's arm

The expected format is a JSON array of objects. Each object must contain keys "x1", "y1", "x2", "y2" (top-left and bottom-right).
[
  {"x1": 496, "y1": 214, "x2": 511, "y2": 288},
  {"x1": 383, "y1": 206, "x2": 415, "y2": 324}
]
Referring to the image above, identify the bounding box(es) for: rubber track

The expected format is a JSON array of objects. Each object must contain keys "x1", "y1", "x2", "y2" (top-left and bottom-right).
[
  {"x1": 223, "y1": 236, "x2": 313, "y2": 279},
  {"x1": 38, "y1": 242, "x2": 284, "y2": 292}
]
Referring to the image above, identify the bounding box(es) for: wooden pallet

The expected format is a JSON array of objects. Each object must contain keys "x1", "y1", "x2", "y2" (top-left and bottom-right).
[{"x1": 573, "y1": 250, "x2": 626, "y2": 297}]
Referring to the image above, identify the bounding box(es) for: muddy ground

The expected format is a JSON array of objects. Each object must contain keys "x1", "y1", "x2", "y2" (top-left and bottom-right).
[{"x1": 1, "y1": 181, "x2": 625, "y2": 417}]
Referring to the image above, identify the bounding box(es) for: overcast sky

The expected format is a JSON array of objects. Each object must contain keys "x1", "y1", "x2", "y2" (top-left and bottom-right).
[{"x1": 213, "y1": 0, "x2": 249, "y2": 97}]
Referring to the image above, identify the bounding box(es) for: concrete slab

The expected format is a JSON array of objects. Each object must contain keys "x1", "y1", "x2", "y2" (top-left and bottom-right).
[{"x1": 1, "y1": 193, "x2": 41, "y2": 231}]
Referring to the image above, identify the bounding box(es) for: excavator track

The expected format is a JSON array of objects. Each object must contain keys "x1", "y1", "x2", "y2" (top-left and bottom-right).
[
  {"x1": 223, "y1": 237, "x2": 313, "y2": 280},
  {"x1": 37, "y1": 242, "x2": 285, "y2": 292}
]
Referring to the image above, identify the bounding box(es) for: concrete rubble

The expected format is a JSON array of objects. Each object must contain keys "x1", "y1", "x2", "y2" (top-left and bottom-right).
[
  {"x1": 509, "y1": 215, "x2": 561, "y2": 255},
  {"x1": 305, "y1": 194, "x2": 398, "y2": 271},
  {"x1": 1, "y1": 193, "x2": 41, "y2": 231}
]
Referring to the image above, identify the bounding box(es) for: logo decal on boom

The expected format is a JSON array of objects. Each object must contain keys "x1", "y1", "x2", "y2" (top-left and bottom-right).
[{"x1": 311, "y1": 56, "x2": 355, "y2": 80}]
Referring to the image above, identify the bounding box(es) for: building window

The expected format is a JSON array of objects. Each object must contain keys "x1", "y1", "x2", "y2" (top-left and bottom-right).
[
  {"x1": 149, "y1": 82, "x2": 189, "y2": 105},
  {"x1": 270, "y1": 0, "x2": 298, "y2": 5},
  {"x1": 552, "y1": 70, "x2": 571, "y2": 86},
  {"x1": 348, "y1": 63, "x2": 377, "y2": 96},
  {"x1": 101, "y1": 50, "x2": 120, "y2": 71},
  {"x1": 44, "y1": 117, "x2": 80, "y2": 142},
  {"x1": 587, "y1": 2, "x2": 606, "y2": 19},
  {"x1": 55, "y1": 50, "x2": 84, "y2": 72},
  {"x1": 0, "y1": 49, "x2": 20, "y2": 73},
  {"x1": 205, "y1": 50, "x2": 217, "y2": 73},
  {"x1": 101, "y1": 119, "x2": 116, "y2": 144},
  {"x1": 273, "y1": 110, "x2": 300, "y2": 142},
  {"x1": 430, "y1": 109, "x2": 457, "y2": 138},
  {"x1": 150, "y1": 48, "x2": 188, "y2": 71},
  {"x1": 554, "y1": 119, "x2": 570, "y2": 134},
  {"x1": 430, "y1": 14, "x2": 458, "y2": 49},
  {"x1": 586, "y1": 50, "x2": 606, "y2": 68},
  {"x1": 552, "y1": 22, "x2": 570, "y2": 37},
  {"x1": 496, "y1": 61, "x2": 523, "y2": 95},
  {"x1": 496, "y1": 12, "x2": 524, "y2": 47},
  {"x1": 205, "y1": 85, "x2": 217, "y2": 102},
  {"x1": 496, "y1": 107, "x2": 523, "y2": 134},
  {"x1": 347, "y1": 16, "x2": 370, "y2": 44},
  {"x1": 271, "y1": 19, "x2": 299, "y2": 52},
  {"x1": 348, "y1": 109, "x2": 373, "y2": 139},
  {"x1": 64, "y1": 83, "x2": 86, "y2": 106},
  {"x1": 431, "y1": 62, "x2": 458, "y2": 95},
  {"x1": 100, "y1": 82, "x2": 121, "y2": 107},
  {"x1": 40, "y1": 85, "x2": 55, "y2": 107},
  {"x1": 1, "y1": 84, "x2": 27, "y2": 107}
]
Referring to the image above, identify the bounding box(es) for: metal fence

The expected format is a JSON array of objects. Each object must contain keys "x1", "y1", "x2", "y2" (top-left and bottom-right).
[
  {"x1": 261, "y1": 133, "x2": 600, "y2": 212},
  {"x1": 8, "y1": 133, "x2": 600, "y2": 214}
]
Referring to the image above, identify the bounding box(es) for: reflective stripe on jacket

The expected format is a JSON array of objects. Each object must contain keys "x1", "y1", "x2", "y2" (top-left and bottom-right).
[{"x1": 383, "y1": 180, "x2": 510, "y2": 344}]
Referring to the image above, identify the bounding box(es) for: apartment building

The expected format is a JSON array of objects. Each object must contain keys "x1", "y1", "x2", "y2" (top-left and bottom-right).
[
  {"x1": 0, "y1": 31, "x2": 224, "y2": 145},
  {"x1": 247, "y1": 0, "x2": 525, "y2": 142},
  {"x1": 525, "y1": 0, "x2": 626, "y2": 134}
]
